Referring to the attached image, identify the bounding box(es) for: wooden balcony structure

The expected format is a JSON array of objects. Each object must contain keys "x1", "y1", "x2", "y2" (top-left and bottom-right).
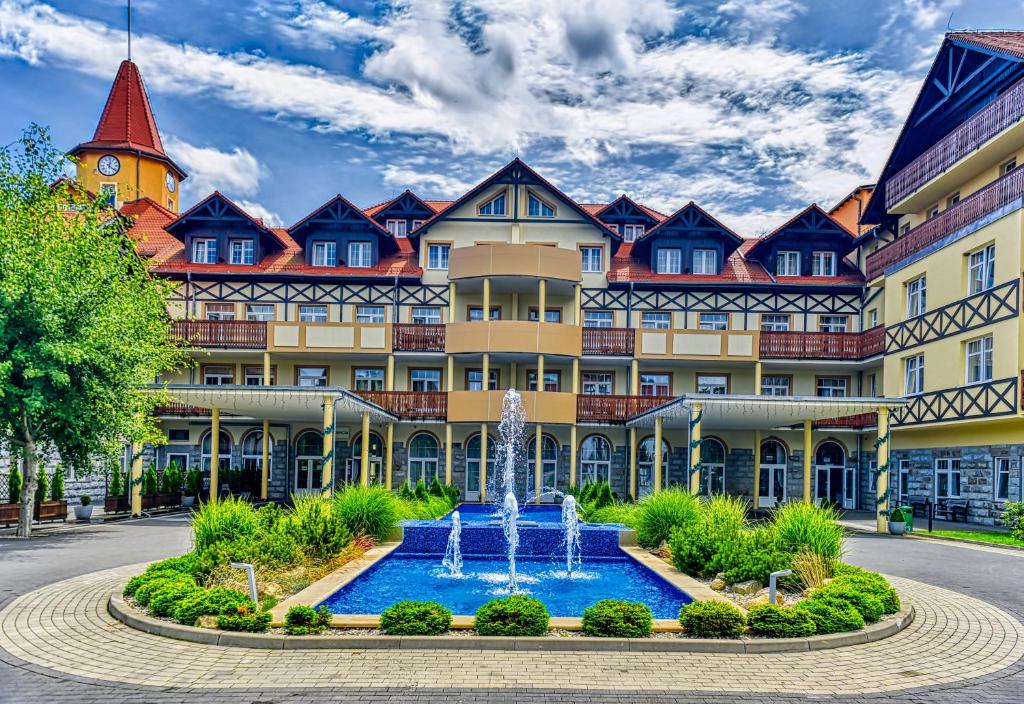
[
  {"x1": 170, "y1": 320, "x2": 267, "y2": 349},
  {"x1": 759, "y1": 326, "x2": 884, "y2": 360},
  {"x1": 392, "y1": 323, "x2": 446, "y2": 352},
  {"x1": 354, "y1": 391, "x2": 448, "y2": 421},
  {"x1": 576, "y1": 394, "x2": 675, "y2": 423},
  {"x1": 581, "y1": 327, "x2": 635, "y2": 356}
]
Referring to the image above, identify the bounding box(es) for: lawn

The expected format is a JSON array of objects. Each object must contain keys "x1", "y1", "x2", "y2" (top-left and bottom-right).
[{"x1": 924, "y1": 529, "x2": 1023, "y2": 547}]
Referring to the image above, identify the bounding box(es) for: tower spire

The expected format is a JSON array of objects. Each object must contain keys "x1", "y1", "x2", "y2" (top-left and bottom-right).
[{"x1": 127, "y1": 0, "x2": 132, "y2": 61}]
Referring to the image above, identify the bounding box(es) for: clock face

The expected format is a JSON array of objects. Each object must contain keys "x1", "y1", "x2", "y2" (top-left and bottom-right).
[
  {"x1": 166, "y1": 172, "x2": 176, "y2": 192},
  {"x1": 97, "y1": 154, "x2": 120, "y2": 176}
]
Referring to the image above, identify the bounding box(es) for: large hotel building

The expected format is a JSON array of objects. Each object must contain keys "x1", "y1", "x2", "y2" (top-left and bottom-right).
[{"x1": 55, "y1": 31, "x2": 1024, "y2": 525}]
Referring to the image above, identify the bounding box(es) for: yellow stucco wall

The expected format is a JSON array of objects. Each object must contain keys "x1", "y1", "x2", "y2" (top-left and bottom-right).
[{"x1": 76, "y1": 150, "x2": 180, "y2": 212}]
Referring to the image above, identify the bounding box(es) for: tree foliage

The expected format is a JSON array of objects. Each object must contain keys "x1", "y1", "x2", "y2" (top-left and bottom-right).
[{"x1": 0, "y1": 125, "x2": 187, "y2": 535}]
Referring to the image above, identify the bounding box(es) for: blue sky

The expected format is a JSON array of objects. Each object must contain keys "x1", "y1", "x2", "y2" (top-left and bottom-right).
[{"x1": 0, "y1": 0, "x2": 1019, "y2": 234}]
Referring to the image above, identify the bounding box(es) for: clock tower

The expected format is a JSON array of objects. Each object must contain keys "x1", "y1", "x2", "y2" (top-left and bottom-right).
[{"x1": 69, "y1": 59, "x2": 187, "y2": 213}]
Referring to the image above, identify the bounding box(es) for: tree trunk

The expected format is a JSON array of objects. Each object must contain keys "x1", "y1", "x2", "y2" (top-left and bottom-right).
[{"x1": 17, "y1": 425, "x2": 37, "y2": 538}]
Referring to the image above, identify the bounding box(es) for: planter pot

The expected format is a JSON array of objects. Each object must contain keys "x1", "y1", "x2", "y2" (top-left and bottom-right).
[
  {"x1": 888, "y1": 521, "x2": 906, "y2": 535},
  {"x1": 181, "y1": 495, "x2": 195, "y2": 508},
  {"x1": 0, "y1": 502, "x2": 20, "y2": 526},
  {"x1": 74, "y1": 504, "x2": 94, "y2": 522},
  {"x1": 34, "y1": 499, "x2": 68, "y2": 522},
  {"x1": 155, "y1": 492, "x2": 182, "y2": 508},
  {"x1": 104, "y1": 495, "x2": 130, "y2": 513},
  {"x1": 141, "y1": 494, "x2": 158, "y2": 510}
]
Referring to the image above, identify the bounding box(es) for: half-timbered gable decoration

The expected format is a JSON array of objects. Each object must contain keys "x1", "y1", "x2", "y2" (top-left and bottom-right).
[
  {"x1": 592, "y1": 195, "x2": 662, "y2": 242},
  {"x1": 366, "y1": 190, "x2": 437, "y2": 238},
  {"x1": 630, "y1": 202, "x2": 744, "y2": 277},
  {"x1": 863, "y1": 32, "x2": 1024, "y2": 223},
  {"x1": 289, "y1": 194, "x2": 400, "y2": 271},
  {"x1": 745, "y1": 205, "x2": 860, "y2": 282},
  {"x1": 166, "y1": 192, "x2": 288, "y2": 267}
]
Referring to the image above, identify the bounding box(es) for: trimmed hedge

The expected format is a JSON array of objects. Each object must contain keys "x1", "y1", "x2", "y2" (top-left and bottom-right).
[
  {"x1": 149, "y1": 582, "x2": 203, "y2": 618},
  {"x1": 793, "y1": 596, "x2": 865, "y2": 634},
  {"x1": 284, "y1": 605, "x2": 333, "y2": 635},
  {"x1": 217, "y1": 603, "x2": 271, "y2": 632},
  {"x1": 474, "y1": 595, "x2": 549, "y2": 636},
  {"x1": 134, "y1": 575, "x2": 194, "y2": 607},
  {"x1": 746, "y1": 604, "x2": 816, "y2": 638},
  {"x1": 581, "y1": 600, "x2": 653, "y2": 638},
  {"x1": 678, "y1": 600, "x2": 746, "y2": 638},
  {"x1": 172, "y1": 587, "x2": 252, "y2": 626},
  {"x1": 379, "y1": 600, "x2": 453, "y2": 636},
  {"x1": 813, "y1": 582, "x2": 884, "y2": 623}
]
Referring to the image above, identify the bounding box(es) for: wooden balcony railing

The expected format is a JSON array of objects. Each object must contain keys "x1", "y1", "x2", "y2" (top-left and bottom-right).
[
  {"x1": 354, "y1": 391, "x2": 448, "y2": 421},
  {"x1": 868, "y1": 165, "x2": 1024, "y2": 279},
  {"x1": 814, "y1": 412, "x2": 878, "y2": 429},
  {"x1": 582, "y1": 327, "x2": 635, "y2": 356},
  {"x1": 392, "y1": 323, "x2": 446, "y2": 352},
  {"x1": 576, "y1": 394, "x2": 675, "y2": 423},
  {"x1": 759, "y1": 326, "x2": 884, "y2": 360},
  {"x1": 887, "y1": 78, "x2": 1024, "y2": 209},
  {"x1": 153, "y1": 403, "x2": 213, "y2": 417},
  {"x1": 171, "y1": 319, "x2": 267, "y2": 349}
]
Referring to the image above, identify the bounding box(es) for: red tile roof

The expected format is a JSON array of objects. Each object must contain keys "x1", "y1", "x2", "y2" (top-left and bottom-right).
[
  {"x1": 120, "y1": 198, "x2": 180, "y2": 258},
  {"x1": 609, "y1": 241, "x2": 773, "y2": 284},
  {"x1": 949, "y1": 31, "x2": 1024, "y2": 60}
]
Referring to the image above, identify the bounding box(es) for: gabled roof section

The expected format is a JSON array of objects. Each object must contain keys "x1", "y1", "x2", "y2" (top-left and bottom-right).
[
  {"x1": 746, "y1": 204, "x2": 856, "y2": 259},
  {"x1": 166, "y1": 192, "x2": 289, "y2": 251},
  {"x1": 594, "y1": 195, "x2": 664, "y2": 226},
  {"x1": 632, "y1": 202, "x2": 744, "y2": 258},
  {"x1": 69, "y1": 60, "x2": 186, "y2": 179},
  {"x1": 408, "y1": 158, "x2": 622, "y2": 245},
  {"x1": 365, "y1": 190, "x2": 436, "y2": 224},
  {"x1": 289, "y1": 194, "x2": 397, "y2": 254},
  {"x1": 863, "y1": 31, "x2": 1024, "y2": 223},
  {"x1": 120, "y1": 197, "x2": 179, "y2": 258}
]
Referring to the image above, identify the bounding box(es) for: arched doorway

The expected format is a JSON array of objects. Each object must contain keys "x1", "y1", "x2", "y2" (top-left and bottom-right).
[
  {"x1": 350, "y1": 432, "x2": 385, "y2": 485},
  {"x1": 637, "y1": 436, "x2": 669, "y2": 498},
  {"x1": 239, "y1": 429, "x2": 273, "y2": 495},
  {"x1": 579, "y1": 435, "x2": 611, "y2": 485},
  {"x1": 294, "y1": 430, "x2": 323, "y2": 495},
  {"x1": 465, "y1": 434, "x2": 495, "y2": 501},
  {"x1": 201, "y1": 430, "x2": 233, "y2": 497},
  {"x1": 527, "y1": 434, "x2": 559, "y2": 500},
  {"x1": 815, "y1": 441, "x2": 848, "y2": 507},
  {"x1": 408, "y1": 433, "x2": 440, "y2": 485},
  {"x1": 759, "y1": 439, "x2": 787, "y2": 507},
  {"x1": 701, "y1": 438, "x2": 726, "y2": 495}
]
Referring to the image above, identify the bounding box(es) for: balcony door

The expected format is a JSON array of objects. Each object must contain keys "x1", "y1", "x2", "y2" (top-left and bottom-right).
[
  {"x1": 294, "y1": 430, "x2": 323, "y2": 496},
  {"x1": 758, "y1": 440, "x2": 787, "y2": 508},
  {"x1": 814, "y1": 441, "x2": 846, "y2": 507}
]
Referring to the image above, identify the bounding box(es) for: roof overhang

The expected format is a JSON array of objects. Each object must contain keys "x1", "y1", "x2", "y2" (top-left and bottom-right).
[
  {"x1": 151, "y1": 385, "x2": 397, "y2": 423},
  {"x1": 627, "y1": 394, "x2": 906, "y2": 430}
]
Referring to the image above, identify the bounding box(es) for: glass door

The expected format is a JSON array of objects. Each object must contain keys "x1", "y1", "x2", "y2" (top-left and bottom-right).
[
  {"x1": 758, "y1": 441, "x2": 787, "y2": 507},
  {"x1": 843, "y1": 466, "x2": 856, "y2": 509}
]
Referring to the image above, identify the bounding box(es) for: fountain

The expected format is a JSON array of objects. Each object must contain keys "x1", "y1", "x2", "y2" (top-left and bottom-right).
[
  {"x1": 561, "y1": 495, "x2": 581, "y2": 576},
  {"x1": 502, "y1": 491, "x2": 520, "y2": 592},
  {"x1": 494, "y1": 388, "x2": 526, "y2": 501},
  {"x1": 442, "y1": 510, "x2": 463, "y2": 577}
]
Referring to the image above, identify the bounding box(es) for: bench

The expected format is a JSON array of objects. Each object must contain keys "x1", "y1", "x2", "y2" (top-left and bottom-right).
[
  {"x1": 908, "y1": 496, "x2": 931, "y2": 518},
  {"x1": 933, "y1": 498, "x2": 969, "y2": 522}
]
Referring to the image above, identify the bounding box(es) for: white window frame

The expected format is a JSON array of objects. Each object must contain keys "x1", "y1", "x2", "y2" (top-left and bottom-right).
[
  {"x1": 99, "y1": 182, "x2": 118, "y2": 208},
  {"x1": 811, "y1": 251, "x2": 836, "y2": 277},
  {"x1": 816, "y1": 377, "x2": 848, "y2": 398},
  {"x1": 641, "y1": 311, "x2": 671, "y2": 329},
  {"x1": 934, "y1": 458, "x2": 961, "y2": 499},
  {"x1": 776, "y1": 251, "x2": 800, "y2": 277},
  {"x1": 623, "y1": 224, "x2": 644, "y2": 242},
  {"x1": 580, "y1": 246, "x2": 603, "y2": 273},
  {"x1": 819, "y1": 315, "x2": 848, "y2": 333},
  {"x1": 244, "y1": 365, "x2": 275, "y2": 385},
  {"x1": 386, "y1": 219, "x2": 407, "y2": 237},
  {"x1": 478, "y1": 192, "x2": 506, "y2": 216},
  {"x1": 761, "y1": 375, "x2": 791, "y2": 397},
  {"x1": 1003, "y1": 158, "x2": 1017, "y2": 175},
  {"x1": 353, "y1": 367, "x2": 385, "y2": 391},
  {"x1": 245, "y1": 304, "x2": 275, "y2": 322},
  {"x1": 192, "y1": 238, "x2": 217, "y2": 264},
  {"x1": 760, "y1": 314, "x2": 790, "y2": 332},
  {"x1": 356, "y1": 305, "x2": 385, "y2": 323},
  {"x1": 411, "y1": 307, "x2": 442, "y2": 325},
  {"x1": 348, "y1": 242, "x2": 372, "y2": 268},
  {"x1": 527, "y1": 193, "x2": 555, "y2": 217},
  {"x1": 427, "y1": 243, "x2": 450, "y2": 270},
  {"x1": 699, "y1": 313, "x2": 728, "y2": 331},
  {"x1": 995, "y1": 456, "x2": 1010, "y2": 501},
  {"x1": 903, "y1": 354, "x2": 924, "y2": 395},
  {"x1": 203, "y1": 365, "x2": 234, "y2": 385},
  {"x1": 656, "y1": 248, "x2": 682, "y2": 274},
  {"x1": 692, "y1": 249, "x2": 716, "y2": 275},
  {"x1": 205, "y1": 303, "x2": 235, "y2": 321},
  {"x1": 312, "y1": 241, "x2": 336, "y2": 267},
  {"x1": 965, "y1": 335, "x2": 993, "y2": 384},
  {"x1": 410, "y1": 369, "x2": 442, "y2": 392},
  {"x1": 581, "y1": 372, "x2": 614, "y2": 396},
  {"x1": 229, "y1": 239, "x2": 254, "y2": 265},
  {"x1": 583, "y1": 310, "x2": 613, "y2": 328},
  {"x1": 967, "y1": 244, "x2": 995, "y2": 295},
  {"x1": 639, "y1": 373, "x2": 670, "y2": 396},
  {"x1": 579, "y1": 435, "x2": 612, "y2": 484},
  {"x1": 297, "y1": 366, "x2": 328, "y2": 387},
  {"x1": 696, "y1": 374, "x2": 728, "y2": 395},
  {"x1": 299, "y1": 304, "x2": 328, "y2": 323}
]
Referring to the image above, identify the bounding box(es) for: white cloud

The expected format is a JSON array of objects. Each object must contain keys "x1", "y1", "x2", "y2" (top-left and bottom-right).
[
  {"x1": 261, "y1": 0, "x2": 375, "y2": 50},
  {"x1": 236, "y1": 199, "x2": 283, "y2": 227}
]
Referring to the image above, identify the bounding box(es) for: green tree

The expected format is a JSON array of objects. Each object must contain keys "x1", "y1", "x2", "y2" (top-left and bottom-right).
[{"x1": 0, "y1": 125, "x2": 187, "y2": 536}]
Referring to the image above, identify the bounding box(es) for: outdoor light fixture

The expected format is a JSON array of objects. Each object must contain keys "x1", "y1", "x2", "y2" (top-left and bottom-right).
[
  {"x1": 230, "y1": 562, "x2": 258, "y2": 603},
  {"x1": 769, "y1": 569, "x2": 792, "y2": 606}
]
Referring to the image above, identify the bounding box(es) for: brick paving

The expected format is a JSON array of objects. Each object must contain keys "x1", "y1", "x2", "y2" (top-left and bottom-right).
[{"x1": 0, "y1": 564, "x2": 1021, "y2": 702}]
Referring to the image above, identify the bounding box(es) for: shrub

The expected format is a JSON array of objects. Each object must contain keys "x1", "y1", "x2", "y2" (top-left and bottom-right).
[
  {"x1": 791, "y1": 547, "x2": 835, "y2": 591},
  {"x1": 414, "y1": 479, "x2": 428, "y2": 501},
  {"x1": 633, "y1": 489, "x2": 700, "y2": 548},
  {"x1": 889, "y1": 507, "x2": 906, "y2": 523},
  {"x1": 80, "y1": 494, "x2": 92, "y2": 506},
  {"x1": 284, "y1": 605, "x2": 333, "y2": 635},
  {"x1": 192, "y1": 497, "x2": 261, "y2": 553},
  {"x1": 771, "y1": 502, "x2": 844, "y2": 560},
  {"x1": 332, "y1": 484, "x2": 398, "y2": 541},
  {"x1": 161, "y1": 462, "x2": 182, "y2": 494},
  {"x1": 398, "y1": 481, "x2": 414, "y2": 500},
  {"x1": 379, "y1": 600, "x2": 453, "y2": 635},
  {"x1": 173, "y1": 587, "x2": 252, "y2": 626},
  {"x1": 288, "y1": 494, "x2": 351, "y2": 560},
  {"x1": 34, "y1": 471, "x2": 48, "y2": 504},
  {"x1": 184, "y1": 466, "x2": 202, "y2": 497},
  {"x1": 142, "y1": 463, "x2": 158, "y2": 496},
  {"x1": 8, "y1": 465, "x2": 21, "y2": 504},
  {"x1": 146, "y1": 554, "x2": 200, "y2": 577},
  {"x1": 581, "y1": 600, "x2": 653, "y2": 638},
  {"x1": 108, "y1": 464, "x2": 123, "y2": 497},
  {"x1": 746, "y1": 604, "x2": 816, "y2": 638},
  {"x1": 812, "y1": 582, "x2": 884, "y2": 623},
  {"x1": 668, "y1": 494, "x2": 747, "y2": 576},
  {"x1": 474, "y1": 595, "x2": 550, "y2": 636},
  {"x1": 123, "y1": 574, "x2": 147, "y2": 598},
  {"x1": 587, "y1": 502, "x2": 637, "y2": 527},
  {"x1": 794, "y1": 596, "x2": 865, "y2": 634},
  {"x1": 50, "y1": 465, "x2": 64, "y2": 501},
  {"x1": 1001, "y1": 501, "x2": 1023, "y2": 541},
  {"x1": 828, "y1": 570, "x2": 900, "y2": 615},
  {"x1": 678, "y1": 600, "x2": 746, "y2": 638},
  {"x1": 149, "y1": 582, "x2": 204, "y2": 617},
  {"x1": 134, "y1": 574, "x2": 195, "y2": 606},
  {"x1": 717, "y1": 528, "x2": 791, "y2": 585},
  {"x1": 217, "y1": 603, "x2": 271, "y2": 632}
]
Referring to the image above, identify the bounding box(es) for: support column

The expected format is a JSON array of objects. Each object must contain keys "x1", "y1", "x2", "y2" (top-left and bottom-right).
[
  {"x1": 876, "y1": 406, "x2": 890, "y2": 534},
  {"x1": 482, "y1": 353, "x2": 490, "y2": 390},
  {"x1": 322, "y1": 398, "x2": 335, "y2": 493},
  {"x1": 574, "y1": 284, "x2": 582, "y2": 325},
  {"x1": 538, "y1": 278, "x2": 547, "y2": 320},
  {"x1": 534, "y1": 423, "x2": 543, "y2": 504},
  {"x1": 209, "y1": 408, "x2": 220, "y2": 504},
  {"x1": 130, "y1": 441, "x2": 143, "y2": 516},
  {"x1": 479, "y1": 424, "x2": 488, "y2": 502},
  {"x1": 628, "y1": 427, "x2": 638, "y2": 499},
  {"x1": 688, "y1": 404, "x2": 702, "y2": 494},
  {"x1": 803, "y1": 419, "x2": 813, "y2": 504},
  {"x1": 482, "y1": 277, "x2": 491, "y2": 316},
  {"x1": 260, "y1": 419, "x2": 270, "y2": 501},
  {"x1": 511, "y1": 292, "x2": 519, "y2": 321},
  {"x1": 385, "y1": 422, "x2": 394, "y2": 490},
  {"x1": 752, "y1": 429, "x2": 761, "y2": 510},
  {"x1": 263, "y1": 351, "x2": 272, "y2": 385},
  {"x1": 754, "y1": 361, "x2": 762, "y2": 396},
  {"x1": 571, "y1": 358, "x2": 579, "y2": 394},
  {"x1": 536, "y1": 354, "x2": 545, "y2": 391},
  {"x1": 653, "y1": 416, "x2": 664, "y2": 494},
  {"x1": 386, "y1": 354, "x2": 395, "y2": 391},
  {"x1": 445, "y1": 424, "x2": 453, "y2": 485},
  {"x1": 569, "y1": 424, "x2": 578, "y2": 488},
  {"x1": 510, "y1": 361, "x2": 518, "y2": 389},
  {"x1": 446, "y1": 355, "x2": 454, "y2": 392},
  {"x1": 448, "y1": 282, "x2": 457, "y2": 323},
  {"x1": 358, "y1": 411, "x2": 370, "y2": 487},
  {"x1": 630, "y1": 359, "x2": 639, "y2": 395}
]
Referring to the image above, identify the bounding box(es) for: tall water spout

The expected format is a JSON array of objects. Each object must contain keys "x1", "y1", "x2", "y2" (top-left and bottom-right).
[
  {"x1": 502, "y1": 491, "x2": 520, "y2": 593},
  {"x1": 495, "y1": 388, "x2": 526, "y2": 501},
  {"x1": 442, "y1": 510, "x2": 463, "y2": 577},
  {"x1": 561, "y1": 496, "x2": 582, "y2": 576}
]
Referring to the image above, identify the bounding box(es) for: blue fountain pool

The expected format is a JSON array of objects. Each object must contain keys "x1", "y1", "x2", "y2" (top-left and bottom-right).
[{"x1": 446, "y1": 502, "x2": 564, "y2": 524}]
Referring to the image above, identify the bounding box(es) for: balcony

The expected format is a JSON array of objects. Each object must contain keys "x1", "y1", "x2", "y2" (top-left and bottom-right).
[
  {"x1": 393, "y1": 323, "x2": 446, "y2": 352},
  {"x1": 576, "y1": 395, "x2": 675, "y2": 424},
  {"x1": 447, "y1": 390, "x2": 577, "y2": 424},
  {"x1": 268, "y1": 322, "x2": 390, "y2": 353},
  {"x1": 635, "y1": 328, "x2": 758, "y2": 361},
  {"x1": 447, "y1": 243, "x2": 582, "y2": 283},
  {"x1": 887, "y1": 78, "x2": 1024, "y2": 210},
  {"x1": 153, "y1": 402, "x2": 213, "y2": 417},
  {"x1": 582, "y1": 327, "x2": 635, "y2": 356},
  {"x1": 354, "y1": 391, "x2": 447, "y2": 421},
  {"x1": 446, "y1": 321, "x2": 582, "y2": 356},
  {"x1": 171, "y1": 320, "x2": 267, "y2": 349},
  {"x1": 759, "y1": 326, "x2": 884, "y2": 361},
  {"x1": 814, "y1": 412, "x2": 878, "y2": 429},
  {"x1": 868, "y1": 165, "x2": 1024, "y2": 279}
]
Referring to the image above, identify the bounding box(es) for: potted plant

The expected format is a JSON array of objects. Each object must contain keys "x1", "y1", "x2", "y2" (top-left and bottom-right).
[
  {"x1": 1, "y1": 465, "x2": 22, "y2": 525},
  {"x1": 888, "y1": 507, "x2": 908, "y2": 535},
  {"x1": 141, "y1": 462, "x2": 158, "y2": 510},
  {"x1": 75, "y1": 495, "x2": 93, "y2": 522},
  {"x1": 34, "y1": 467, "x2": 68, "y2": 522},
  {"x1": 159, "y1": 461, "x2": 183, "y2": 508},
  {"x1": 104, "y1": 464, "x2": 130, "y2": 513},
  {"x1": 182, "y1": 465, "x2": 201, "y2": 508}
]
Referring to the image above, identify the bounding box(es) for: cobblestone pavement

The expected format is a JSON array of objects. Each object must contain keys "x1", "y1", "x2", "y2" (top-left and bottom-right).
[{"x1": 1, "y1": 522, "x2": 1022, "y2": 703}]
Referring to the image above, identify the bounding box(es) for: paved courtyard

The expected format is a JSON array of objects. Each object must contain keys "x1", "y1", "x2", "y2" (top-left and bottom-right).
[{"x1": 0, "y1": 517, "x2": 1022, "y2": 703}]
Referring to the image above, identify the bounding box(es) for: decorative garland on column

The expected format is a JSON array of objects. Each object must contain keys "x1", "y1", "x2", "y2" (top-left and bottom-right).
[
  {"x1": 687, "y1": 408, "x2": 705, "y2": 489},
  {"x1": 871, "y1": 426, "x2": 891, "y2": 516}
]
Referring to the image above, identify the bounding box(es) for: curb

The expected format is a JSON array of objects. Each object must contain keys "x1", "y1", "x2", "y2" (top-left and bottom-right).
[{"x1": 108, "y1": 593, "x2": 915, "y2": 653}]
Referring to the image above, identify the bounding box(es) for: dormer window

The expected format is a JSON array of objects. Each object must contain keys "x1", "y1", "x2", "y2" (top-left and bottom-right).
[
  {"x1": 527, "y1": 193, "x2": 555, "y2": 217},
  {"x1": 192, "y1": 238, "x2": 217, "y2": 264},
  {"x1": 229, "y1": 239, "x2": 255, "y2": 265},
  {"x1": 478, "y1": 192, "x2": 506, "y2": 216},
  {"x1": 623, "y1": 224, "x2": 644, "y2": 242},
  {"x1": 811, "y1": 251, "x2": 836, "y2": 277},
  {"x1": 776, "y1": 251, "x2": 799, "y2": 276},
  {"x1": 411, "y1": 219, "x2": 426, "y2": 230},
  {"x1": 348, "y1": 242, "x2": 372, "y2": 268},
  {"x1": 692, "y1": 249, "x2": 716, "y2": 275},
  {"x1": 312, "y1": 241, "x2": 336, "y2": 267},
  {"x1": 656, "y1": 248, "x2": 682, "y2": 274},
  {"x1": 386, "y1": 219, "x2": 407, "y2": 237}
]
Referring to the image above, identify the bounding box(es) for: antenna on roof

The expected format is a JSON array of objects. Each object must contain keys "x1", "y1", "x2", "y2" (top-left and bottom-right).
[
  {"x1": 127, "y1": 0, "x2": 132, "y2": 61},
  {"x1": 946, "y1": 11, "x2": 954, "y2": 31}
]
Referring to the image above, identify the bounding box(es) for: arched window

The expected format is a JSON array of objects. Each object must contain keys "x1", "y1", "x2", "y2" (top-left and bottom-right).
[
  {"x1": 637, "y1": 436, "x2": 670, "y2": 497},
  {"x1": 241, "y1": 430, "x2": 273, "y2": 477},
  {"x1": 294, "y1": 430, "x2": 323, "y2": 494},
  {"x1": 408, "y1": 433, "x2": 440, "y2": 484},
  {"x1": 201, "y1": 430, "x2": 232, "y2": 475},
  {"x1": 579, "y1": 435, "x2": 611, "y2": 485},
  {"x1": 701, "y1": 437, "x2": 726, "y2": 495},
  {"x1": 465, "y1": 434, "x2": 495, "y2": 497},
  {"x1": 351, "y1": 432, "x2": 385, "y2": 484},
  {"x1": 814, "y1": 440, "x2": 847, "y2": 506},
  {"x1": 527, "y1": 435, "x2": 559, "y2": 495},
  {"x1": 759, "y1": 439, "x2": 787, "y2": 507}
]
